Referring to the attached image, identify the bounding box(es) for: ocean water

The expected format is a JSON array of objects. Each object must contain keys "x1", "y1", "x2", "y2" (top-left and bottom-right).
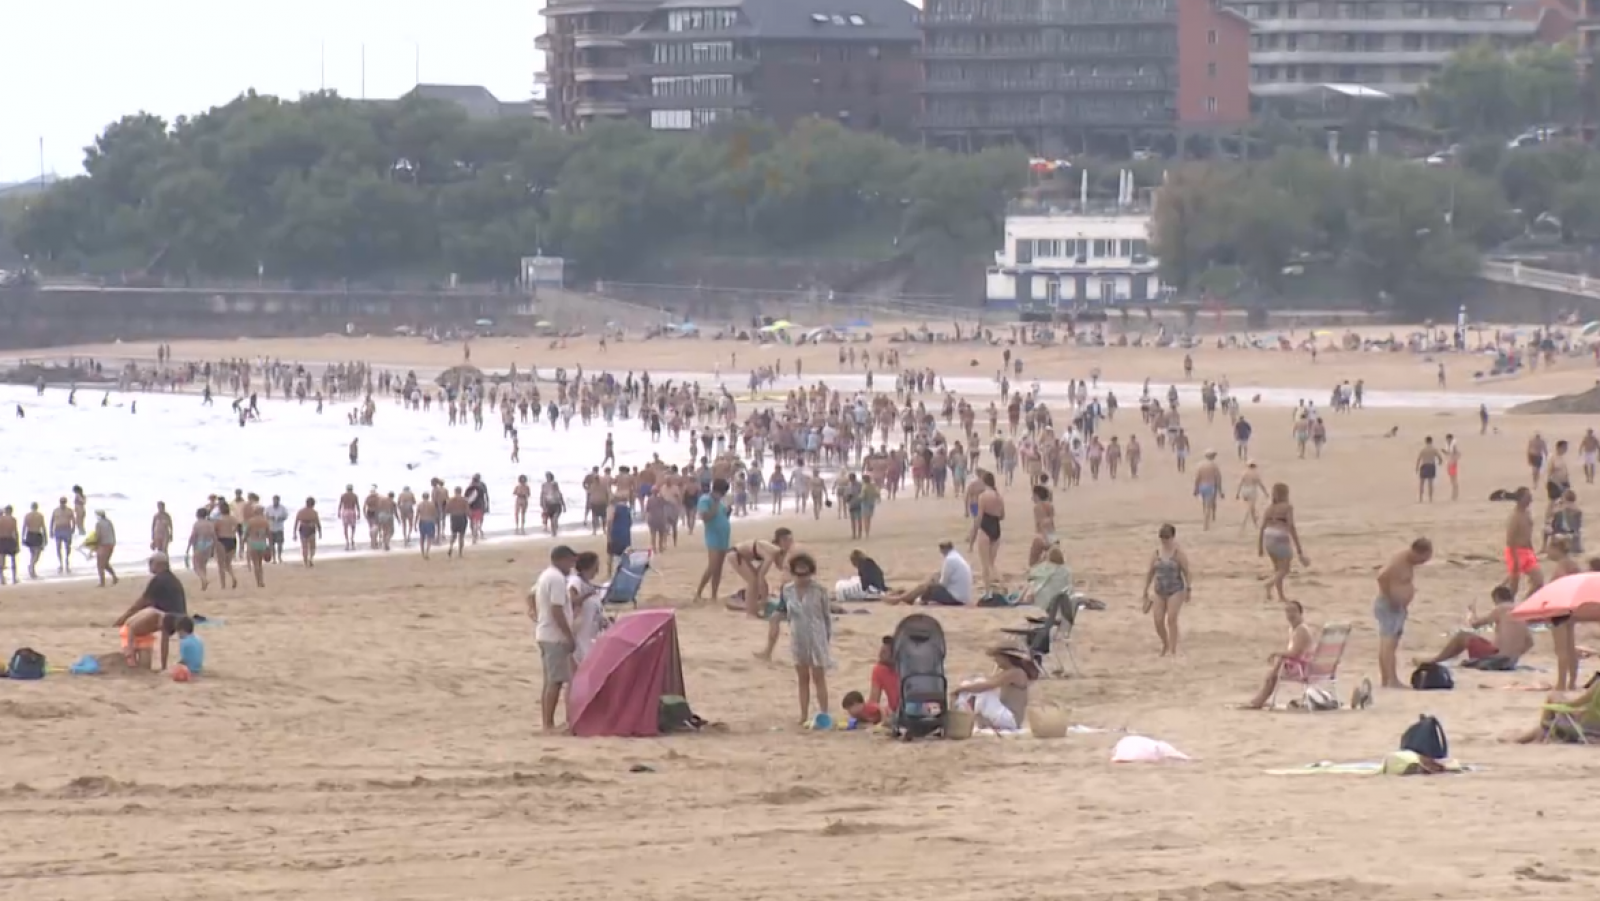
[{"x1": 0, "y1": 385, "x2": 707, "y2": 582}]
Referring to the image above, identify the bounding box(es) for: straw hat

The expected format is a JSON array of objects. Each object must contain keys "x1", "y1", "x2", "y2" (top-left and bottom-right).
[{"x1": 990, "y1": 646, "x2": 1041, "y2": 680}]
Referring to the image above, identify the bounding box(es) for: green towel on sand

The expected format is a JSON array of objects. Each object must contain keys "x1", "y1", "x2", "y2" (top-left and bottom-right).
[{"x1": 1266, "y1": 752, "x2": 1469, "y2": 776}]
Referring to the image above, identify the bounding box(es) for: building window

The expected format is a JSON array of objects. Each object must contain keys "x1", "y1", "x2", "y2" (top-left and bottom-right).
[
  {"x1": 667, "y1": 8, "x2": 739, "y2": 32},
  {"x1": 1207, "y1": 29, "x2": 1217, "y2": 45},
  {"x1": 650, "y1": 108, "x2": 726, "y2": 130},
  {"x1": 651, "y1": 74, "x2": 736, "y2": 97},
  {"x1": 1206, "y1": 96, "x2": 1218, "y2": 113},
  {"x1": 1207, "y1": 61, "x2": 1217, "y2": 78},
  {"x1": 653, "y1": 41, "x2": 735, "y2": 64},
  {"x1": 1092, "y1": 239, "x2": 1111, "y2": 258}
]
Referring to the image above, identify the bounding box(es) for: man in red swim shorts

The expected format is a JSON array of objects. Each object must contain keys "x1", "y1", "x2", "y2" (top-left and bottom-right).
[{"x1": 1503, "y1": 488, "x2": 1544, "y2": 597}]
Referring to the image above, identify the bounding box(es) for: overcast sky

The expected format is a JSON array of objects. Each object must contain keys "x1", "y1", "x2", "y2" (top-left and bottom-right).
[{"x1": 0, "y1": 1, "x2": 539, "y2": 182}]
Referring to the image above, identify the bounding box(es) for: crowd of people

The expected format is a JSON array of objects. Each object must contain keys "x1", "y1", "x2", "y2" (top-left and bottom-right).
[{"x1": 7, "y1": 338, "x2": 1598, "y2": 747}]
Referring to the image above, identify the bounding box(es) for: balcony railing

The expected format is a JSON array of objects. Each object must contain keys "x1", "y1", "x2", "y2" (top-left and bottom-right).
[
  {"x1": 919, "y1": 73, "x2": 1169, "y2": 93},
  {"x1": 918, "y1": 8, "x2": 1175, "y2": 27},
  {"x1": 630, "y1": 59, "x2": 758, "y2": 77},
  {"x1": 917, "y1": 41, "x2": 1177, "y2": 59},
  {"x1": 1250, "y1": 49, "x2": 1452, "y2": 66},
  {"x1": 574, "y1": 67, "x2": 632, "y2": 82},
  {"x1": 1248, "y1": 17, "x2": 1540, "y2": 36},
  {"x1": 628, "y1": 92, "x2": 756, "y2": 111},
  {"x1": 919, "y1": 106, "x2": 1175, "y2": 128}
]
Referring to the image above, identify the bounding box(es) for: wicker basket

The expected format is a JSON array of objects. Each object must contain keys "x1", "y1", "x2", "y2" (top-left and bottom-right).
[
  {"x1": 946, "y1": 709, "x2": 976, "y2": 740},
  {"x1": 1028, "y1": 704, "x2": 1069, "y2": 739}
]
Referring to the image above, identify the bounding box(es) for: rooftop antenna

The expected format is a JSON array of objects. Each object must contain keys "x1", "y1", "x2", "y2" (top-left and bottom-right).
[
  {"x1": 415, "y1": 44, "x2": 421, "y2": 85},
  {"x1": 320, "y1": 42, "x2": 326, "y2": 91},
  {"x1": 1079, "y1": 168, "x2": 1088, "y2": 207}
]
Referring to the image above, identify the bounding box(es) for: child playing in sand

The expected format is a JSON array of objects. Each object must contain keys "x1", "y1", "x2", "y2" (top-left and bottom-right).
[
  {"x1": 176, "y1": 617, "x2": 204, "y2": 675},
  {"x1": 842, "y1": 691, "x2": 885, "y2": 727}
]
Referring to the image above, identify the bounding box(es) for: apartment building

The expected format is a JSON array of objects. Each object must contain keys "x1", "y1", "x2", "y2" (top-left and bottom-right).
[
  {"x1": 537, "y1": 0, "x2": 921, "y2": 135},
  {"x1": 917, "y1": 0, "x2": 1252, "y2": 155},
  {"x1": 538, "y1": 1, "x2": 661, "y2": 130},
  {"x1": 1243, "y1": 1, "x2": 1542, "y2": 100}
]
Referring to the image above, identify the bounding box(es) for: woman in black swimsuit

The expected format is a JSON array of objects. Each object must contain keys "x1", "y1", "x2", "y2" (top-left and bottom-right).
[
  {"x1": 729, "y1": 528, "x2": 794, "y2": 617},
  {"x1": 974, "y1": 472, "x2": 1005, "y2": 594}
]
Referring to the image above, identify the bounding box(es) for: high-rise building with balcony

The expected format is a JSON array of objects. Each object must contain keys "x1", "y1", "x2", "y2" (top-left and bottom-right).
[
  {"x1": 1243, "y1": 1, "x2": 1543, "y2": 101},
  {"x1": 917, "y1": 0, "x2": 1251, "y2": 155},
  {"x1": 538, "y1": 1, "x2": 661, "y2": 130},
  {"x1": 621, "y1": 0, "x2": 922, "y2": 135},
  {"x1": 537, "y1": 0, "x2": 921, "y2": 135}
]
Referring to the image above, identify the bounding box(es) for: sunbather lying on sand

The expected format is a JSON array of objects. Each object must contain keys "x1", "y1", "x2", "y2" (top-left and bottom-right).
[{"x1": 1413, "y1": 586, "x2": 1532, "y2": 671}]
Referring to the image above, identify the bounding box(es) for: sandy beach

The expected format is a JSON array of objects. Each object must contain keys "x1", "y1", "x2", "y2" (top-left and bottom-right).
[{"x1": 3, "y1": 331, "x2": 1600, "y2": 901}]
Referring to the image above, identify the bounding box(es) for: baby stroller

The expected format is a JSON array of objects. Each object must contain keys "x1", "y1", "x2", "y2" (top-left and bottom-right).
[{"x1": 890, "y1": 613, "x2": 948, "y2": 740}]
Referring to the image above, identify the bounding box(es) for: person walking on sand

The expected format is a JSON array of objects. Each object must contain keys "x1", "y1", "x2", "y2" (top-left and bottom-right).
[
  {"x1": 1415, "y1": 437, "x2": 1442, "y2": 503},
  {"x1": 445, "y1": 487, "x2": 470, "y2": 558},
  {"x1": 1141, "y1": 524, "x2": 1192, "y2": 657},
  {"x1": 185, "y1": 508, "x2": 216, "y2": 590},
  {"x1": 692, "y1": 478, "x2": 733, "y2": 605},
  {"x1": 150, "y1": 502, "x2": 174, "y2": 558},
  {"x1": 51, "y1": 498, "x2": 75, "y2": 574},
  {"x1": 243, "y1": 505, "x2": 272, "y2": 588},
  {"x1": 1194, "y1": 450, "x2": 1223, "y2": 530},
  {"x1": 294, "y1": 498, "x2": 322, "y2": 567},
  {"x1": 0, "y1": 506, "x2": 19, "y2": 585},
  {"x1": 92, "y1": 510, "x2": 119, "y2": 587},
  {"x1": 22, "y1": 503, "x2": 46, "y2": 580},
  {"x1": 1444, "y1": 434, "x2": 1462, "y2": 501},
  {"x1": 1258, "y1": 483, "x2": 1309, "y2": 602},
  {"x1": 337, "y1": 484, "x2": 360, "y2": 551},
  {"x1": 1236, "y1": 462, "x2": 1264, "y2": 533},
  {"x1": 1375, "y1": 537, "x2": 1432, "y2": 689},
  {"x1": 1503, "y1": 487, "x2": 1544, "y2": 599},
  {"x1": 1581, "y1": 429, "x2": 1600, "y2": 485},
  {"x1": 974, "y1": 471, "x2": 1005, "y2": 595},
  {"x1": 414, "y1": 492, "x2": 438, "y2": 559}
]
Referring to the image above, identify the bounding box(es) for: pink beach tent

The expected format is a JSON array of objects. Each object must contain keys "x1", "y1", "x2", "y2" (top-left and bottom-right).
[{"x1": 569, "y1": 609, "x2": 687, "y2": 737}]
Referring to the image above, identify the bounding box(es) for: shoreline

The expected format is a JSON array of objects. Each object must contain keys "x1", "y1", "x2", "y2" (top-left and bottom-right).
[{"x1": 2, "y1": 351, "x2": 1546, "y2": 410}]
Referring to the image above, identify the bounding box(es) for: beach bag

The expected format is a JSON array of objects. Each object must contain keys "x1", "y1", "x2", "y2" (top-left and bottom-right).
[
  {"x1": 1400, "y1": 715, "x2": 1448, "y2": 760},
  {"x1": 7, "y1": 648, "x2": 46, "y2": 680},
  {"x1": 1409, "y1": 663, "x2": 1453, "y2": 691},
  {"x1": 657, "y1": 695, "x2": 705, "y2": 734}
]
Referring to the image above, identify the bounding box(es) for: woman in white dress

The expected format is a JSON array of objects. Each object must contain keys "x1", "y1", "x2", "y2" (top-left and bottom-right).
[
  {"x1": 781, "y1": 552, "x2": 833, "y2": 725},
  {"x1": 567, "y1": 551, "x2": 607, "y2": 664}
]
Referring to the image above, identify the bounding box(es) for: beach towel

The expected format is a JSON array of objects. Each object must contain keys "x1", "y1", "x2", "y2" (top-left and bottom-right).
[
  {"x1": 834, "y1": 577, "x2": 883, "y2": 602},
  {"x1": 1265, "y1": 752, "x2": 1472, "y2": 776}
]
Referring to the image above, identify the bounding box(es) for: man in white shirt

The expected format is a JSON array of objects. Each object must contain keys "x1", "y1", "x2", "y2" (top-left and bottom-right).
[
  {"x1": 264, "y1": 495, "x2": 290, "y2": 564},
  {"x1": 530, "y1": 545, "x2": 578, "y2": 732},
  {"x1": 885, "y1": 540, "x2": 974, "y2": 606}
]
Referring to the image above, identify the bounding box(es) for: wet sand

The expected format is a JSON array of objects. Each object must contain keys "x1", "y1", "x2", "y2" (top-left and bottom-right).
[{"x1": 2, "y1": 333, "x2": 1598, "y2": 900}]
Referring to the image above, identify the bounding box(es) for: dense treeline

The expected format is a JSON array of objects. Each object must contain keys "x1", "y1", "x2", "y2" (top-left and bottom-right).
[
  {"x1": 9, "y1": 91, "x2": 1027, "y2": 283},
  {"x1": 1152, "y1": 136, "x2": 1600, "y2": 316}
]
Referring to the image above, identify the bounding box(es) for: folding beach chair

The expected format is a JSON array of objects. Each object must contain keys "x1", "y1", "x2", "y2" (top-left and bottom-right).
[
  {"x1": 1269, "y1": 622, "x2": 1351, "y2": 710},
  {"x1": 1540, "y1": 681, "x2": 1600, "y2": 744},
  {"x1": 1002, "y1": 591, "x2": 1105, "y2": 678},
  {"x1": 601, "y1": 549, "x2": 653, "y2": 609}
]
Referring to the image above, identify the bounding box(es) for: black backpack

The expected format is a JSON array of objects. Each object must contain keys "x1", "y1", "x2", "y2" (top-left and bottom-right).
[
  {"x1": 7, "y1": 648, "x2": 46, "y2": 681},
  {"x1": 1400, "y1": 715, "x2": 1449, "y2": 759},
  {"x1": 1409, "y1": 662, "x2": 1454, "y2": 691}
]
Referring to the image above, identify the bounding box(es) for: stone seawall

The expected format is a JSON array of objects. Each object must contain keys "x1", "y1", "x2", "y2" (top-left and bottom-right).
[{"x1": 0, "y1": 286, "x2": 531, "y2": 350}]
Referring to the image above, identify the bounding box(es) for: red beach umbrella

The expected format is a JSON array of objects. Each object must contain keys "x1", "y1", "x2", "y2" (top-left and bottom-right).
[{"x1": 1511, "y1": 573, "x2": 1600, "y2": 623}]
